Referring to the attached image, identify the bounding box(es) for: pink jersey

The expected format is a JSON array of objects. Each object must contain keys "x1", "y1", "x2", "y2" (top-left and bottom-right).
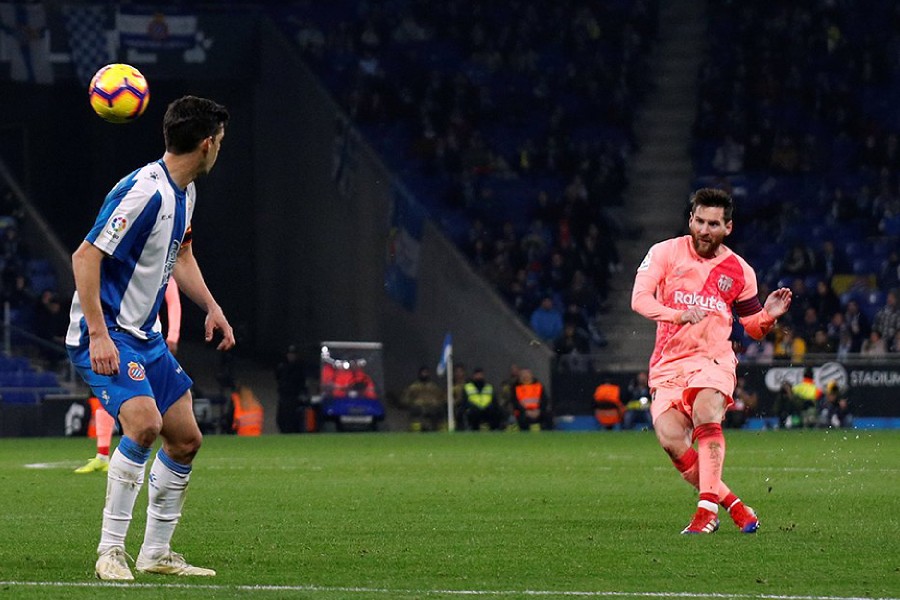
[
  {"x1": 631, "y1": 235, "x2": 761, "y2": 387},
  {"x1": 163, "y1": 276, "x2": 181, "y2": 345}
]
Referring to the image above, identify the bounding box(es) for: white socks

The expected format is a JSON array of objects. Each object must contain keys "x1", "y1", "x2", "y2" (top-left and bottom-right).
[
  {"x1": 97, "y1": 448, "x2": 146, "y2": 554},
  {"x1": 140, "y1": 452, "x2": 191, "y2": 559}
]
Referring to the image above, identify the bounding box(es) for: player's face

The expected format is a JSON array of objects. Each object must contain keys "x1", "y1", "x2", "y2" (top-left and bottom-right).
[
  {"x1": 689, "y1": 205, "x2": 732, "y2": 258},
  {"x1": 198, "y1": 129, "x2": 225, "y2": 177}
]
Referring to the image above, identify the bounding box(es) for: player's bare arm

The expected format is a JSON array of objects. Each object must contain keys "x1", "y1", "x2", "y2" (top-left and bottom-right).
[
  {"x1": 172, "y1": 244, "x2": 235, "y2": 351},
  {"x1": 71, "y1": 241, "x2": 119, "y2": 375}
]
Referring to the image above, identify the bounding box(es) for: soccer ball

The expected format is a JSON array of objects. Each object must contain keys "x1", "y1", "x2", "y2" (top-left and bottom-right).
[{"x1": 88, "y1": 64, "x2": 150, "y2": 124}]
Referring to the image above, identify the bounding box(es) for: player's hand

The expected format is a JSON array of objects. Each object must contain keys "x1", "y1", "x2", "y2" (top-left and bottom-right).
[
  {"x1": 205, "y1": 305, "x2": 235, "y2": 351},
  {"x1": 764, "y1": 287, "x2": 793, "y2": 319},
  {"x1": 678, "y1": 307, "x2": 708, "y2": 324},
  {"x1": 166, "y1": 339, "x2": 179, "y2": 355},
  {"x1": 89, "y1": 331, "x2": 120, "y2": 376}
]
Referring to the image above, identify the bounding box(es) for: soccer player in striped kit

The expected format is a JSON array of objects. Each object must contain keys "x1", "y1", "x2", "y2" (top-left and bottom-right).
[
  {"x1": 67, "y1": 96, "x2": 234, "y2": 578},
  {"x1": 74, "y1": 276, "x2": 181, "y2": 475},
  {"x1": 631, "y1": 188, "x2": 792, "y2": 534}
]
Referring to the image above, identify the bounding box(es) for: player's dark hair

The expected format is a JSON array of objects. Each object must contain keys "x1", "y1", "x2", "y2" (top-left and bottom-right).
[
  {"x1": 690, "y1": 188, "x2": 734, "y2": 222},
  {"x1": 163, "y1": 96, "x2": 229, "y2": 154}
]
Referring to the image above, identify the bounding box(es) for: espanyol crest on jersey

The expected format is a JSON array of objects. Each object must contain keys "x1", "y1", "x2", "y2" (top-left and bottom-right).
[{"x1": 127, "y1": 361, "x2": 146, "y2": 381}]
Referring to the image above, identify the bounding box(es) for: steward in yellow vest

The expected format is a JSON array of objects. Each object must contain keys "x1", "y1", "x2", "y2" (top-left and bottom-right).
[
  {"x1": 460, "y1": 368, "x2": 505, "y2": 431},
  {"x1": 791, "y1": 367, "x2": 822, "y2": 428}
]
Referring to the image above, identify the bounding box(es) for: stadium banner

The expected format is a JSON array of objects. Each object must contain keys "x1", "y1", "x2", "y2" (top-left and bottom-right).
[
  {"x1": 741, "y1": 360, "x2": 900, "y2": 418},
  {"x1": 384, "y1": 184, "x2": 424, "y2": 310},
  {"x1": 552, "y1": 360, "x2": 900, "y2": 417},
  {"x1": 0, "y1": 2, "x2": 53, "y2": 84},
  {"x1": 0, "y1": 395, "x2": 89, "y2": 438},
  {"x1": 116, "y1": 6, "x2": 198, "y2": 51},
  {"x1": 61, "y1": 4, "x2": 111, "y2": 86}
]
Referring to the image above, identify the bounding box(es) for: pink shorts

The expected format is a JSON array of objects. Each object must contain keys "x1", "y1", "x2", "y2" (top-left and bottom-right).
[{"x1": 650, "y1": 361, "x2": 735, "y2": 423}]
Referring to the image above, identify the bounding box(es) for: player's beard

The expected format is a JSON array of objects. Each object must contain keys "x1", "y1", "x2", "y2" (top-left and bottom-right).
[{"x1": 691, "y1": 232, "x2": 721, "y2": 258}]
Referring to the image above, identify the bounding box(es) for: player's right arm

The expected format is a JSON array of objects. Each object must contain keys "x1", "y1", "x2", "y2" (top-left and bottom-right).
[
  {"x1": 631, "y1": 241, "x2": 699, "y2": 324},
  {"x1": 71, "y1": 241, "x2": 119, "y2": 375}
]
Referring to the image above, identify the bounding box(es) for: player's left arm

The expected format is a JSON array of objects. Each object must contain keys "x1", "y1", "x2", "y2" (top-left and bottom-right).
[
  {"x1": 173, "y1": 242, "x2": 235, "y2": 351},
  {"x1": 735, "y1": 263, "x2": 792, "y2": 340}
]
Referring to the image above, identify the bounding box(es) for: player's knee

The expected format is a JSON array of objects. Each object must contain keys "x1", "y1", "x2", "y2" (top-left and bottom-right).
[
  {"x1": 692, "y1": 404, "x2": 724, "y2": 425},
  {"x1": 660, "y1": 438, "x2": 688, "y2": 461},
  {"x1": 654, "y1": 423, "x2": 689, "y2": 453},
  {"x1": 119, "y1": 397, "x2": 163, "y2": 445},
  {"x1": 692, "y1": 390, "x2": 726, "y2": 424},
  {"x1": 131, "y1": 420, "x2": 163, "y2": 447},
  {"x1": 169, "y1": 431, "x2": 203, "y2": 463}
]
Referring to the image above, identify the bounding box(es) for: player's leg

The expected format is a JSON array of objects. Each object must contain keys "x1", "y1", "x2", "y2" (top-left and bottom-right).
[
  {"x1": 692, "y1": 387, "x2": 758, "y2": 533},
  {"x1": 692, "y1": 387, "x2": 726, "y2": 496},
  {"x1": 137, "y1": 387, "x2": 215, "y2": 576},
  {"x1": 75, "y1": 406, "x2": 116, "y2": 473},
  {"x1": 69, "y1": 338, "x2": 162, "y2": 578},
  {"x1": 656, "y1": 401, "x2": 756, "y2": 532},
  {"x1": 96, "y1": 395, "x2": 162, "y2": 578},
  {"x1": 679, "y1": 388, "x2": 728, "y2": 533},
  {"x1": 651, "y1": 389, "x2": 699, "y2": 485},
  {"x1": 653, "y1": 406, "x2": 693, "y2": 469}
]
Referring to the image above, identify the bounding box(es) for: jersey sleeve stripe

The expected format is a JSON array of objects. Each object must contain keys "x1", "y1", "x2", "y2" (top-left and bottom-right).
[{"x1": 734, "y1": 296, "x2": 762, "y2": 317}]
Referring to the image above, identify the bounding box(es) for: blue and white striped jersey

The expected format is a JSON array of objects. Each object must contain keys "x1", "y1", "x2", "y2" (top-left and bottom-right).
[{"x1": 67, "y1": 159, "x2": 195, "y2": 347}]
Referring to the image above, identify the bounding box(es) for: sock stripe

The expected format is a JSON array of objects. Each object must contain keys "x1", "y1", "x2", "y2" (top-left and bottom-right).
[
  {"x1": 699, "y1": 492, "x2": 718, "y2": 505},
  {"x1": 672, "y1": 448, "x2": 698, "y2": 472},
  {"x1": 118, "y1": 435, "x2": 151, "y2": 464},
  {"x1": 692, "y1": 422, "x2": 723, "y2": 443},
  {"x1": 156, "y1": 448, "x2": 192, "y2": 475}
]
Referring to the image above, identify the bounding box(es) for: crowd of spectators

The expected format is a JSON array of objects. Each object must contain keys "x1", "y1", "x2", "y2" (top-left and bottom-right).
[
  {"x1": 692, "y1": 0, "x2": 900, "y2": 363},
  {"x1": 0, "y1": 182, "x2": 65, "y2": 368},
  {"x1": 273, "y1": 0, "x2": 659, "y2": 350}
]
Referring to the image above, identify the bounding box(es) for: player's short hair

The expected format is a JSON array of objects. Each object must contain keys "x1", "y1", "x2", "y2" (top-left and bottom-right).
[
  {"x1": 163, "y1": 96, "x2": 230, "y2": 154},
  {"x1": 690, "y1": 188, "x2": 734, "y2": 222}
]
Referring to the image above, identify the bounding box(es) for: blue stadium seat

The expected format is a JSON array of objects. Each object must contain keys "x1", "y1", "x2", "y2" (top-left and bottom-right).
[
  {"x1": 844, "y1": 241, "x2": 869, "y2": 259},
  {"x1": 862, "y1": 291, "x2": 885, "y2": 322},
  {"x1": 0, "y1": 391, "x2": 38, "y2": 404},
  {"x1": 852, "y1": 257, "x2": 879, "y2": 275},
  {"x1": 0, "y1": 355, "x2": 30, "y2": 371}
]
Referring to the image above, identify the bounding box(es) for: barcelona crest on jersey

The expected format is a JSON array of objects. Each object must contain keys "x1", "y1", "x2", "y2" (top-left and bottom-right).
[{"x1": 717, "y1": 274, "x2": 734, "y2": 293}]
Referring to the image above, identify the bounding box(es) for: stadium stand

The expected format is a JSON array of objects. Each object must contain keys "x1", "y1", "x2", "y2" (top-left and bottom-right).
[
  {"x1": 692, "y1": 0, "x2": 900, "y2": 358},
  {"x1": 269, "y1": 0, "x2": 660, "y2": 348},
  {"x1": 0, "y1": 175, "x2": 70, "y2": 410}
]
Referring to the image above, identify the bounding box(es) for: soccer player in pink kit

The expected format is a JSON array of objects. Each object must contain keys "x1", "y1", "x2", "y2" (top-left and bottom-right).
[{"x1": 631, "y1": 188, "x2": 792, "y2": 534}]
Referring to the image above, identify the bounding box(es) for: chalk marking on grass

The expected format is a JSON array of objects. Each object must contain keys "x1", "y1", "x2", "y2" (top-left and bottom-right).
[
  {"x1": 22, "y1": 461, "x2": 83, "y2": 470},
  {"x1": 0, "y1": 581, "x2": 896, "y2": 600}
]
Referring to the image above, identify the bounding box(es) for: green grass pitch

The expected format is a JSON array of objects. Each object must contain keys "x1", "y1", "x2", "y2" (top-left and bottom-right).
[{"x1": 0, "y1": 430, "x2": 897, "y2": 599}]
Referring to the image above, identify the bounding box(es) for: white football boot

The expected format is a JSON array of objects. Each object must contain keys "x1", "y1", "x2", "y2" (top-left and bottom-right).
[
  {"x1": 135, "y1": 550, "x2": 216, "y2": 576},
  {"x1": 95, "y1": 547, "x2": 134, "y2": 581}
]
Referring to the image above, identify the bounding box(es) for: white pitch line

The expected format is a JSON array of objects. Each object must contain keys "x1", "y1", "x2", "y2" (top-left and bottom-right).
[
  {"x1": 22, "y1": 461, "x2": 898, "y2": 474},
  {"x1": 0, "y1": 581, "x2": 895, "y2": 600}
]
